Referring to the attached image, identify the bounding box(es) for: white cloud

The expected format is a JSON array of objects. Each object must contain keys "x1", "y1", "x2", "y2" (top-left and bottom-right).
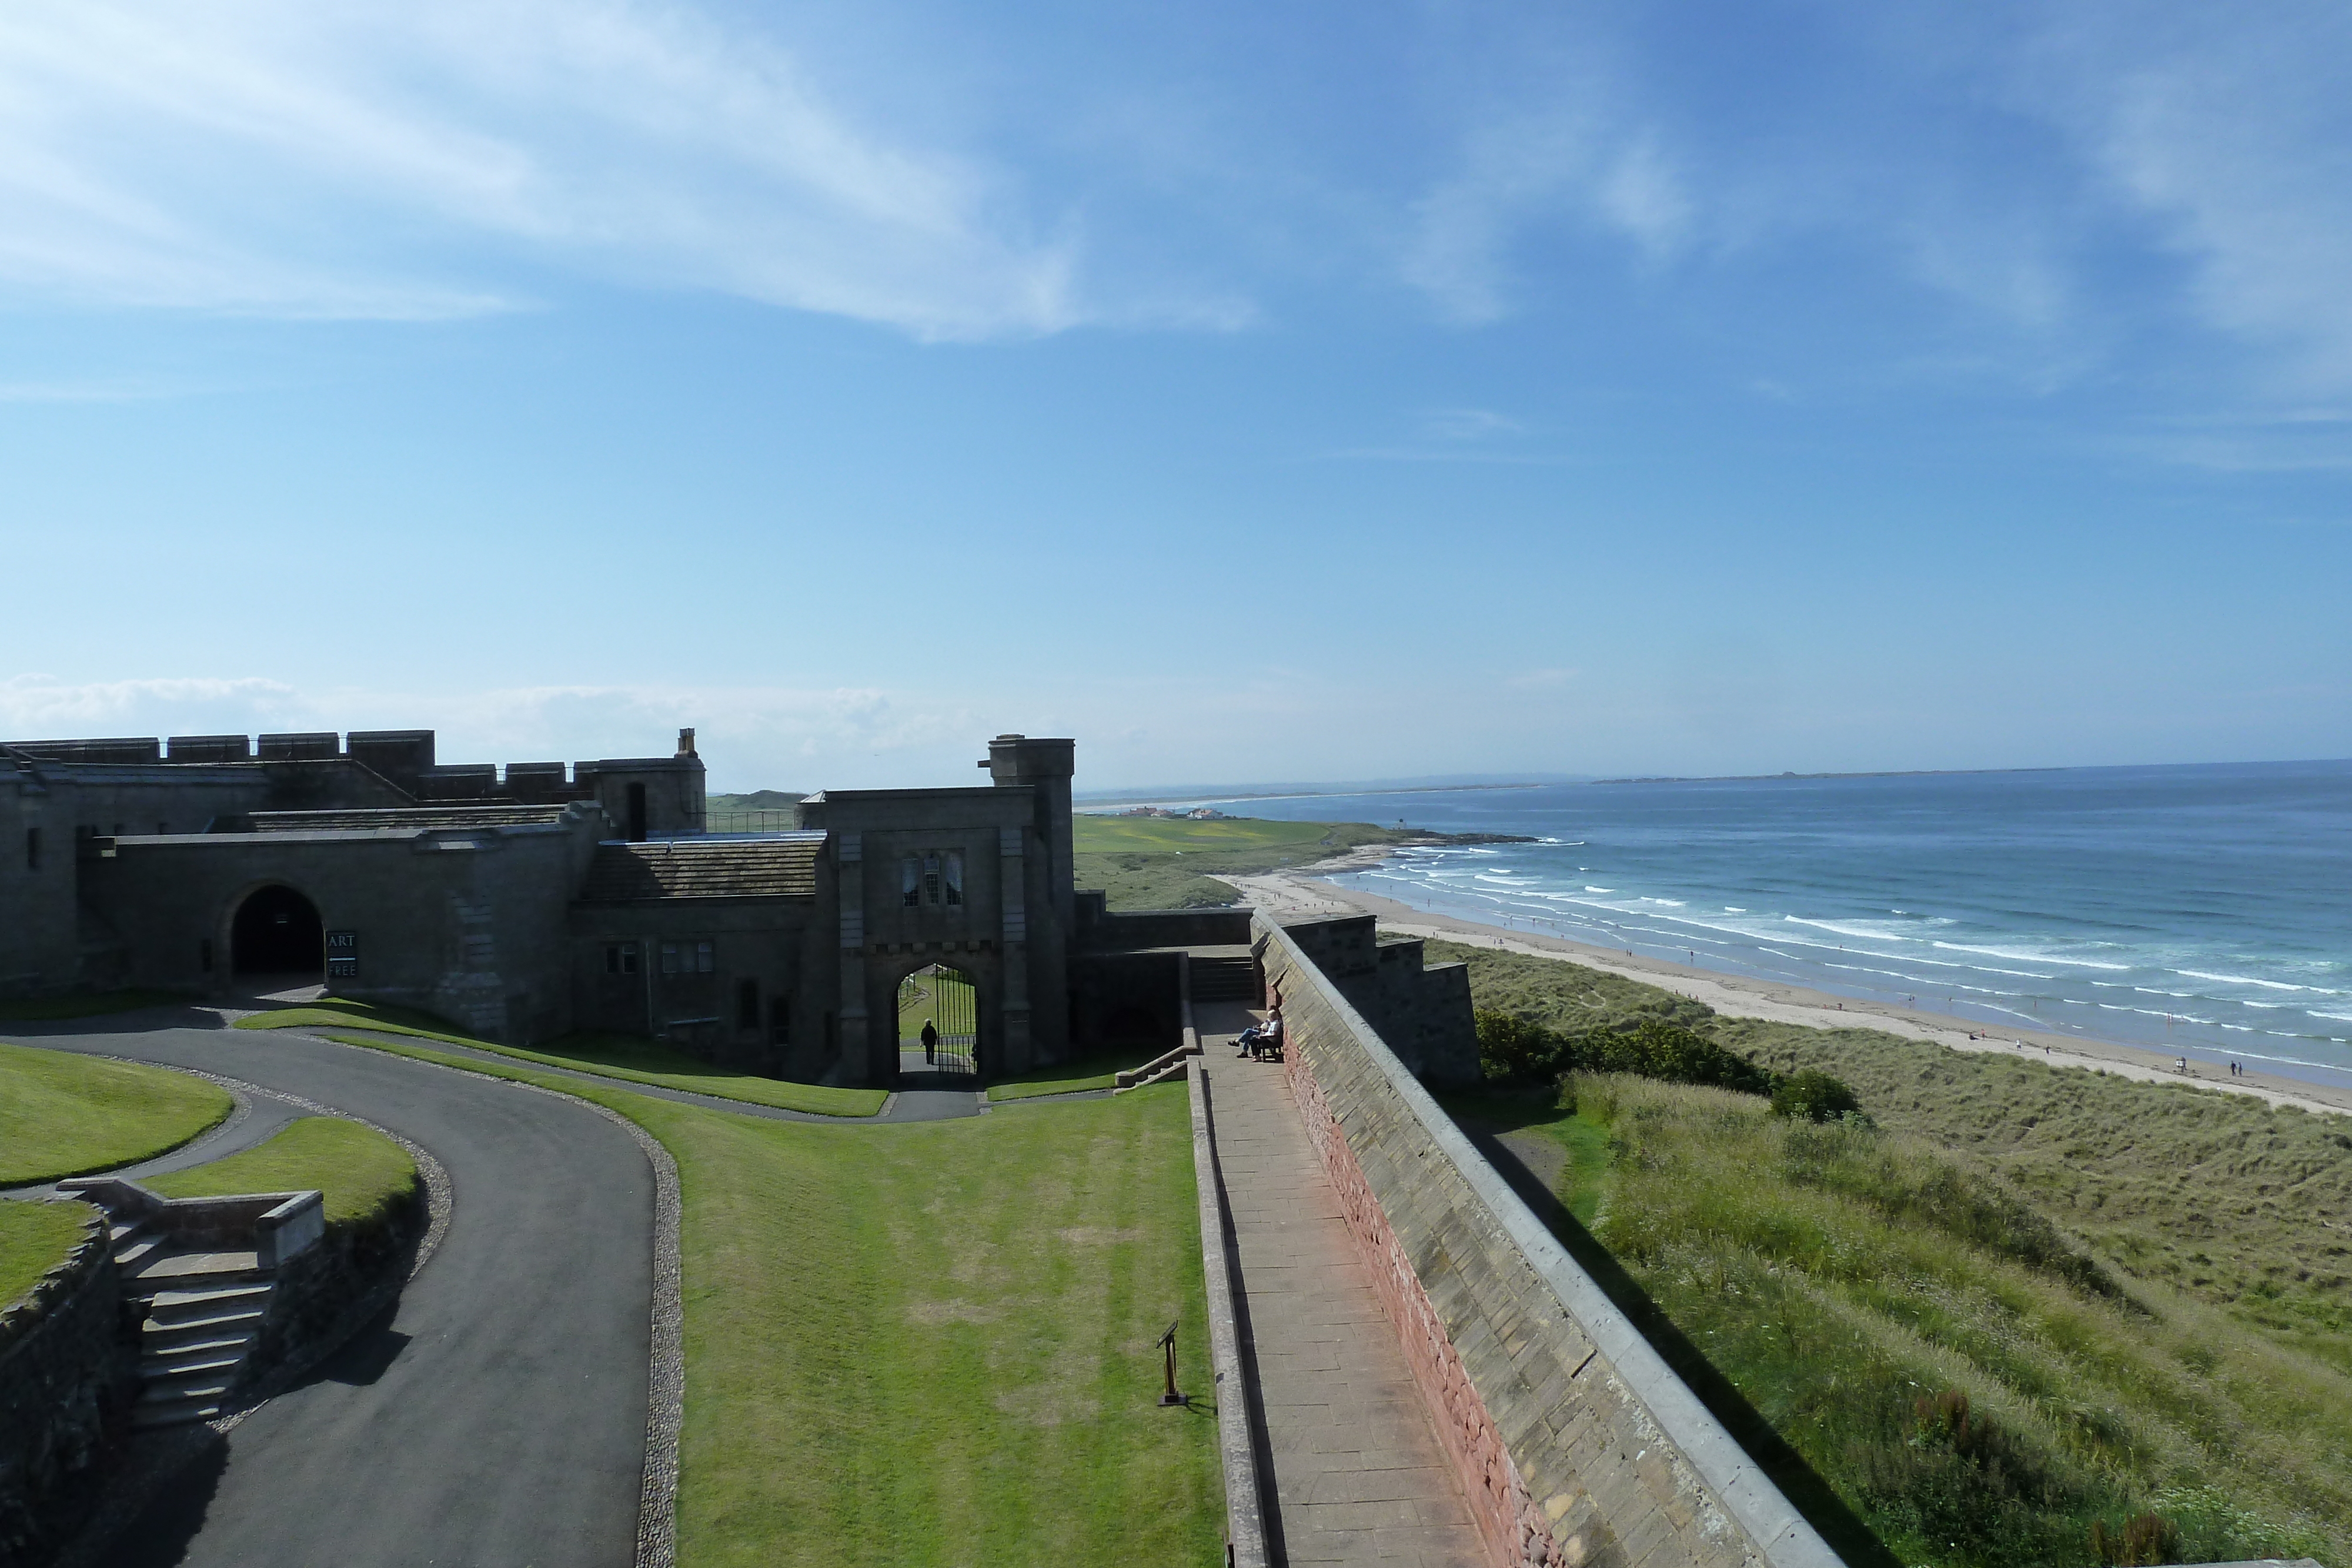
[
  {"x1": 0, "y1": 674, "x2": 306, "y2": 737},
  {"x1": 0, "y1": 1, "x2": 1081, "y2": 337},
  {"x1": 2015, "y1": 5, "x2": 2352, "y2": 389},
  {"x1": 1419, "y1": 407, "x2": 1524, "y2": 442}
]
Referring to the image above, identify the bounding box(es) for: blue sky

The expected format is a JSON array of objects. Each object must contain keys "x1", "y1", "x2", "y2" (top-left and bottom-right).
[{"x1": 1, "y1": 0, "x2": 2347, "y2": 791}]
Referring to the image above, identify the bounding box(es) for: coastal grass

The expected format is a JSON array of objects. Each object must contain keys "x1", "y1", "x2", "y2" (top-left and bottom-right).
[
  {"x1": 146, "y1": 1116, "x2": 418, "y2": 1227},
  {"x1": 0, "y1": 1041, "x2": 233, "y2": 1186},
  {"x1": 1480, "y1": 1076, "x2": 2350, "y2": 1567},
  {"x1": 236, "y1": 999, "x2": 886, "y2": 1117},
  {"x1": 1431, "y1": 935, "x2": 2352, "y2": 1566},
  {"x1": 0, "y1": 989, "x2": 192, "y2": 1021},
  {"x1": 1073, "y1": 813, "x2": 1415, "y2": 910},
  {"x1": 1426, "y1": 937, "x2": 2352, "y2": 1350},
  {"x1": 0, "y1": 1199, "x2": 98, "y2": 1312},
  {"x1": 985, "y1": 1048, "x2": 1158, "y2": 1102},
  {"x1": 313, "y1": 1034, "x2": 1224, "y2": 1565}
]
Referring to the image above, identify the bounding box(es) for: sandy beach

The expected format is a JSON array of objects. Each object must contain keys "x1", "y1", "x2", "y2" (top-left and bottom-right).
[{"x1": 1225, "y1": 858, "x2": 2352, "y2": 1122}]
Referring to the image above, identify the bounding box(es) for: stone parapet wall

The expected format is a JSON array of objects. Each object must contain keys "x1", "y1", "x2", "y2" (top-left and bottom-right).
[
  {"x1": 1258, "y1": 917, "x2": 1840, "y2": 1568},
  {"x1": 0, "y1": 1203, "x2": 135, "y2": 1565}
]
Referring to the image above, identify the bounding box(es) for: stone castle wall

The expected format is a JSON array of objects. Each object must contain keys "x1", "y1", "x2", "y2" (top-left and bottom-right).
[
  {"x1": 1257, "y1": 916, "x2": 1839, "y2": 1568},
  {"x1": 0, "y1": 1203, "x2": 135, "y2": 1565}
]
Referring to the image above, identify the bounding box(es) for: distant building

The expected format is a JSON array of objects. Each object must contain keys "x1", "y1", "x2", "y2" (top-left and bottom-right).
[{"x1": 1, "y1": 727, "x2": 1475, "y2": 1086}]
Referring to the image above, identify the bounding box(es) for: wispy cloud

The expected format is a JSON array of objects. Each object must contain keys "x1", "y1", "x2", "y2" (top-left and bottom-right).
[
  {"x1": 2026, "y1": 6, "x2": 2352, "y2": 390},
  {"x1": 0, "y1": 2, "x2": 1081, "y2": 337},
  {"x1": 1419, "y1": 407, "x2": 1524, "y2": 442}
]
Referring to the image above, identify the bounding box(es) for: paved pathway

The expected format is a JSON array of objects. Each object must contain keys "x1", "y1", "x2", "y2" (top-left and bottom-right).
[
  {"x1": 8, "y1": 1022, "x2": 654, "y2": 1568},
  {"x1": 1200, "y1": 1042, "x2": 1484, "y2": 1567}
]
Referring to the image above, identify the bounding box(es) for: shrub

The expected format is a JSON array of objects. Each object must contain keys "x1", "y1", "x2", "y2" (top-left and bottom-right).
[
  {"x1": 1475, "y1": 1009, "x2": 1564, "y2": 1082},
  {"x1": 2089, "y1": 1512, "x2": 2180, "y2": 1567},
  {"x1": 1476, "y1": 1011, "x2": 1776, "y2": 1098},
  {"x1": 1772, "y1": 1068, "x2": 1859, "y2": 1122}
]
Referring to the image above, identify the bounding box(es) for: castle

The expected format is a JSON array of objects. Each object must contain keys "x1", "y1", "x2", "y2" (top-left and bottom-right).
[{"x1": 1, "y1": 727, "x2": 1475, "y2": 1087}]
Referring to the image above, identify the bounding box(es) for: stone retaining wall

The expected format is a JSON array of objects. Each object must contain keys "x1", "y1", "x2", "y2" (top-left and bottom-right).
[
  {"x1": 1258, "y1": 917, "x2": 1840, "y2": 1568},
  {"x1": 0, "y1": 1203, "x2": 135, "y2": 1566}
]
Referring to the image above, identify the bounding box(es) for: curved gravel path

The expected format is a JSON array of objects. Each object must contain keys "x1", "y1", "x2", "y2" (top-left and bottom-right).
[{"x1": 7, "y1": 1022, "x2": 656, "y2": 1568}]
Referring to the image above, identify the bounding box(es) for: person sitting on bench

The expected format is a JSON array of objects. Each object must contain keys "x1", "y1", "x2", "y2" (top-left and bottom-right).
[{"x1": 1237, "y1": 1006, "x2": 1284, "y2": 1059}]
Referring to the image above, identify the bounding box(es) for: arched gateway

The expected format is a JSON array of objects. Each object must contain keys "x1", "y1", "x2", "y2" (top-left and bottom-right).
[
  {"x1": 231, "y1": 884, "x2": 324, "y2": 979},
  {"x1": 897, "y1": 963, "x2": 979, "y2": 1081}
]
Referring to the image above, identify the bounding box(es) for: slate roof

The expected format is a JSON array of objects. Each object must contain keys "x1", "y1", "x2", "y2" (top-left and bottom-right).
[
  {"x1": 580, "y1": 837, "x2": 823, "y2": 903},
  {"x1": 251, "y1": 806, "x2": 572, "y2": 832}
]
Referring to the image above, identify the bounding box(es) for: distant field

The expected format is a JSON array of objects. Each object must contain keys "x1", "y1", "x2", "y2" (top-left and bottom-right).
[
  {"x1": 1430, "y1": 937, "x2": 2352, "y2": 1568},
  {"x1": 1072, "y1": 813, "x2": 1413, "y2": 910}
]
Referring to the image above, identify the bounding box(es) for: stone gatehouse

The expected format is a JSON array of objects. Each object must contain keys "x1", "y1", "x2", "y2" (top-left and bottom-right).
[{"x1": 2, "y1": 726, "x2": 1475, "y2": 1088}]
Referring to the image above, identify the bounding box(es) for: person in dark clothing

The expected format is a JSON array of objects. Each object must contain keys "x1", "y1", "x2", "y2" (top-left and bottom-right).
[{"x1": 921, "y1": 1021, "x2": 938, "y2": 1064}]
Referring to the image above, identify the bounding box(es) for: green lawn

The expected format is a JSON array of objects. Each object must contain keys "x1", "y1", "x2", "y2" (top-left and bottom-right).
[
  {"x1": 146, "y1": 1116, "x2": 419, "y2": 1226},
  {"x1": 986, "y1": 1048, "x2": 1161, "y2": 1102},
  {"x1": 0, "y1": 1041, "x2": 234, "y2": 1186},
  {"x1": 1433, "y1": 937, "x2": 2352, "y2": 1568},
  {"x1": 1073, "y1": 813, "x2": 1416, "y2": 910},
  {"x1": 236, "y1": 999, "x2": 886, "y2": 1117},
  {"x1": 0, "y1": 989, "x2": 192, "y2": 1021},
  {"x1": 0, "y1": 1198, "x2": 99, "y2": 1312},
  {"x1": 318, "y1": 1032, "x2": 1225, "y2": 1565}
]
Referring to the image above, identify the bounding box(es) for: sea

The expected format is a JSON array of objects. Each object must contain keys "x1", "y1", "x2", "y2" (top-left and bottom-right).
[{"x1": 1165, "y1": 760, "x2": 2352, "y2": 1090}]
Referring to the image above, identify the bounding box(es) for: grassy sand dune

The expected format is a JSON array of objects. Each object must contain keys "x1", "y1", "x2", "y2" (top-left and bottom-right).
[{"x1": 1438, "y1": 938, "x2": 2352, "y2": 1567}]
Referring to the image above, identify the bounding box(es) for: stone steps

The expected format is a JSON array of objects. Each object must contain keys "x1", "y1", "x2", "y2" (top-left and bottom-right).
[{"x1": 1188, "y1": 956, "x2": 1259, "y2": 1004}]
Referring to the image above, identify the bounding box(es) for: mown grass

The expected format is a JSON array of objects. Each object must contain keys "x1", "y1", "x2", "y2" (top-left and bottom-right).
[
  {"x1": 236, "y1": 999, "x2": 886, "y2": 1117},
  {"x1": 145, "y1": 1116, "x2": 419, "y2": 1227},
  {"x1": 0, "y1": 1041, "x2": 233, "y2": 1186},
  {"x1": 319, "y1": 1033, "x2": 1224, "y2": 1565},
  {"x1": 0, "y1": 1198, "x2": 99, "y2": 1312},
  {"x1": 1432, "y1": 936, "x2": 2352, "y2": 1567},
  {"x1": 1073, "y1": 813, "x2": 1415, "y2": 910},
  {"x1": 986, "y1": 1049, "x2": 1159, "y2": 1102},
  {"x1": 0, "y1": 989, "x2": 192, "y2": 1021}
]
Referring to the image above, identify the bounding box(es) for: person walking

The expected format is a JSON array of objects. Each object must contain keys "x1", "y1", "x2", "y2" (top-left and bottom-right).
[{"x1": 921, "y1": 1020, "x2": 938, "y2": 1064}]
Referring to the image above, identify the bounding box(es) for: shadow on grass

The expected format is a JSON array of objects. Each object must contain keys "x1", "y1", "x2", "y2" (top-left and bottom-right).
[
  {"x1": 986, "y1": 1047, "x2": 1160, "y2": 1102},
  {"x1": 1450, "y1": 1111, "x2": 1903, "y2": 1568}
]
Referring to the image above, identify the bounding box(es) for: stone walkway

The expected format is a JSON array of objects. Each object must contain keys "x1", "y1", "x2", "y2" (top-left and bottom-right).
[{"x1": 1199, "y1": 1038, "x2": 1485, "y2": 1567}]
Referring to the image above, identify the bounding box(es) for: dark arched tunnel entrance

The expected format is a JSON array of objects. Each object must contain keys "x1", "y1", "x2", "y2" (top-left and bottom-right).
[{"x1": 232, "y1": 885, "x2": 325, "y2": 977}]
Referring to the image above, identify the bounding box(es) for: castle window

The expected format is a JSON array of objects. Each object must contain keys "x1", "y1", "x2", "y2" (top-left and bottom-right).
[
  {"x1": 696, "y1": 940, "x2": 715, "y2": 974},
  {"x1": 660, "y1": 943, "x2": 679, "y2": 975},
  {"x1": 737, "y1": 979, "x2": 760, "y2": 1029},
  {"x1": 605, "y1": 944, "x2": 639, "y2": 975},
  {"x1": 903, "y1": 850, "x2": 965, "y2": 910}
]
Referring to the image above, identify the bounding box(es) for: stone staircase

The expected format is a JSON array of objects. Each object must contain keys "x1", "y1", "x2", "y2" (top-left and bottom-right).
[
  {"x1": 61, "y1": 1181, "x2": 325, "y2": 1430},
  {"x1": 1114, "y1": 1041, "x2": 1201, "y2": 1094},
  {"x1": 108, "y1": 1212, "x2": 278, "y2": 1429},
  {"x1": 1187, "y1": 955, "x2": 1259, "y2": 1004}
]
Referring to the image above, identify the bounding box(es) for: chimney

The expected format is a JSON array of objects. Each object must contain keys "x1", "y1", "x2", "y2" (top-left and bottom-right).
[{"x1": 677, "y1": 727, "x2": 697, "y2": 757}]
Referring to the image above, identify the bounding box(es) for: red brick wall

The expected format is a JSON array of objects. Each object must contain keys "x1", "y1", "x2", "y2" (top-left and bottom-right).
[{"x1": 1284, "y1": 1041, "x2": 1567, "y2": 1568}]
